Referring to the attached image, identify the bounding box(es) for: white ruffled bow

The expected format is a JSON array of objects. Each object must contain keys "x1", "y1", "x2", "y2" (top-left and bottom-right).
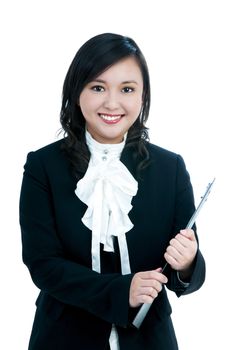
[{"x1": 75, "y1": 131, "x2": 138, "y2": 275}]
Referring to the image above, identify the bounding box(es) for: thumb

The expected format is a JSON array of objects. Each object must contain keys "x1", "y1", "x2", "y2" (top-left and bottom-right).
[{"x1": 155, "y1": 267, "x2": 162, "y2": 273}]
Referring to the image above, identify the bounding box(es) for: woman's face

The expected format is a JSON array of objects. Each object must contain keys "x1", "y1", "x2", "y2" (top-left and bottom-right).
[{"x1": 79, "y1": 57, "x2": 144, "y2": 144}]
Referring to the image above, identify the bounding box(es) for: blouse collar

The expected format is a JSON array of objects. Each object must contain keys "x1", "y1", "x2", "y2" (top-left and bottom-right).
[{"x1": 85, "y1": 129, "x2": 127, "y2": 161}]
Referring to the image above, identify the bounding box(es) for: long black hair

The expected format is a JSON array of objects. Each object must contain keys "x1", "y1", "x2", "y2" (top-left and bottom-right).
[{"x1": 60, "y1": 33, "x2": 151, "y2": 180}]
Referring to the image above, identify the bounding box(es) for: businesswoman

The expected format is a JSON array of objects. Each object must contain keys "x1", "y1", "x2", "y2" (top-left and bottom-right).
[{"x1": 19, "y1": 33, "x2": 205, "y2": 350}]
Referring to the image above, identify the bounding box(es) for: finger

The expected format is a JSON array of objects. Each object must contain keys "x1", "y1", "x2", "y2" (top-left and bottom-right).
[
  {"x1": 180, "y1": 229, "x2": 196, "y2": 241},
  {"x1": 138, "y1": 270, "x2": 168, "y2": 284},
  {"x1": 139, "y1": 286, "x2": 160, "y2": 297},
  {"x1": 165, "y1": 248, "x2": 196, "y2": 271},
  {"x1": 166, "y1": 245, "x2": 183, "y2": 261},
  {"x1": 169, "y1": 238, "x2": 186, "y2": 255},
  {"x1": 130, "y1": 292, "x2": 154, "y2": 307},
  {"x1": 130, "y1": 271, "x2": 166, "y2": 307},
  {"x1": 137, "y1": 279, "x2": 163, "y2": 290},
  {"x1": 173, "y1": 234, "x2": 198, "y2": 259},
  {"x1": 164, "y1": 252, "x2": 180, "y2": 270},
  {"x1": 130, "y1": 286, "x2": 158, "y2": 306},
  {"x1": 149, "y1": 270, "x2": 168, "y2": 284},
  {"x1": 140, "y1": 294, "x2": 155, "y2": 304},
  {"x1": 136, "y1": 277, "x2": 167, "y2": 290},
  {"x1": 174, "y1": 233, "x2": 190, "y2": 248}
]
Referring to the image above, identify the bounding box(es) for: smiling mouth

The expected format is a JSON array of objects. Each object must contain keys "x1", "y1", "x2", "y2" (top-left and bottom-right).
[{"x1": 98, "y1": 113, "x2": 124, "y2": 124}]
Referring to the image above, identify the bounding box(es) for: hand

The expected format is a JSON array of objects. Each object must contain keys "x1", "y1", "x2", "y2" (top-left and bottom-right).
[
  {"x1": 129, "y1": 268, "x2": 168, "y2": 308},
  {"x1": 164, "y1": 229, "x2": 198, "y2": 272}
]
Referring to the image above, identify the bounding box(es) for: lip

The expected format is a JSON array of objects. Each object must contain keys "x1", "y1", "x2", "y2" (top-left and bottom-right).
[{"x1": 98, "y1": 113, "x2": 124, "y2": 125}]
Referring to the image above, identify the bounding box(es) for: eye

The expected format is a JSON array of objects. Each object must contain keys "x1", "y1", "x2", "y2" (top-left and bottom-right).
[
  {"x1": 122, "y1": 86, "x2": 134, "y2": 93},
  {"x1": 91, "y1": 85, "x2": 105, "y2": 92}
]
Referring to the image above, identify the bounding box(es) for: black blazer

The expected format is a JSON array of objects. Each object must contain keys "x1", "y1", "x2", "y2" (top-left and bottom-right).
[{"x1": 19, "y1": 140, "x2": 205, "y2": 350}]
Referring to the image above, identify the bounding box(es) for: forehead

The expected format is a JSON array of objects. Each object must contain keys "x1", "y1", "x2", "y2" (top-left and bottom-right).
[{"x1": 95, "y1": 57, "x2": 143, "y2": 84}]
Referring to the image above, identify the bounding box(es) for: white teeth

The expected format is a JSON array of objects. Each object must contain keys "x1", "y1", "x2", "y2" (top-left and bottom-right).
[{"x1": 99, "y1": 114, "x2": 122, "y2": 121}]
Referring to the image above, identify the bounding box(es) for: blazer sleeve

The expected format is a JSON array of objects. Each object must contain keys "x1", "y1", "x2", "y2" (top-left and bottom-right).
[
  {"x1": 165, "y1": 155, "x2": 206, "y2": 296},
  {"x1": 19, "y1": 151, "x2": 133, "y2": 327}
]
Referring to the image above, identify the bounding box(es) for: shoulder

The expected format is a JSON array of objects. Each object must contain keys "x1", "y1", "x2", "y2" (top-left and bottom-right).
[
  {"x1": 31, "y1": 139, "x2": 65, "y2": 159},
  {"x1": 26, "y1": 138, "x2": 66, "y2": 162},
  {"x1": 140, "y1": 143, "x2": 192, "y2": 199},
  {"x1": 146, "y1": 142, "x2": 181, "y2": 164},
  {"x1": 23, "y1": 138, "x2": 68, "y2": 176},
  {"x1": 143, "y1": 142, "x2": 189, "y2": 178}
]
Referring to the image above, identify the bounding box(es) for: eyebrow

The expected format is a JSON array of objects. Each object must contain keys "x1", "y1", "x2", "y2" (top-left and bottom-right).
[{"x1": 91, "y1": 79, "x2": 138, "y2": 85}]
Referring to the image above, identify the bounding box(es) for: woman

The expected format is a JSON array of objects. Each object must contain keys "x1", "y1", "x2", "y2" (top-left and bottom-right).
[{"x1": 19, "y1": 33, "x2": 205, "y2": 350}]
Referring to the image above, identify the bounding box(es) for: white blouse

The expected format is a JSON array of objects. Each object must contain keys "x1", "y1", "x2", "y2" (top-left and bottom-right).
[{"x1": 75, "y1": 130, "x2": 138, "y2": 349}]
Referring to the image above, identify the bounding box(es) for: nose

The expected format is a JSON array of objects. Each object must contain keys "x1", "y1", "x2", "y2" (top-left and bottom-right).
[{"x1": 103, "y1": 91, "x2": 120, "y2": 110}]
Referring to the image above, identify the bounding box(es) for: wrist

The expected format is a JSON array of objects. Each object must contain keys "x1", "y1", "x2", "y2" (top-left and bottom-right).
[{"x1": 178, "y1": 260, "x2": 195, "y2": 281}]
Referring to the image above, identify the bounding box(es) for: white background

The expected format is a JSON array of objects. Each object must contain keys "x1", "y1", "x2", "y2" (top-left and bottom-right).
[{"x1": 1, "y1": 1, "x2": 231, "y2": 349}]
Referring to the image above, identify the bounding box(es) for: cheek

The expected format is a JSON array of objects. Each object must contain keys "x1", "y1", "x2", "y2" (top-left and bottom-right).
[
  {"x1": 79, "y1": 93, "x2": 96, "y2": 118},
  {"x1": 80, "y1": 94, "x2": 102, "y2": 113},
  {"x1": 128, "y1": 98, "x2": 142, "y2": 117}
]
